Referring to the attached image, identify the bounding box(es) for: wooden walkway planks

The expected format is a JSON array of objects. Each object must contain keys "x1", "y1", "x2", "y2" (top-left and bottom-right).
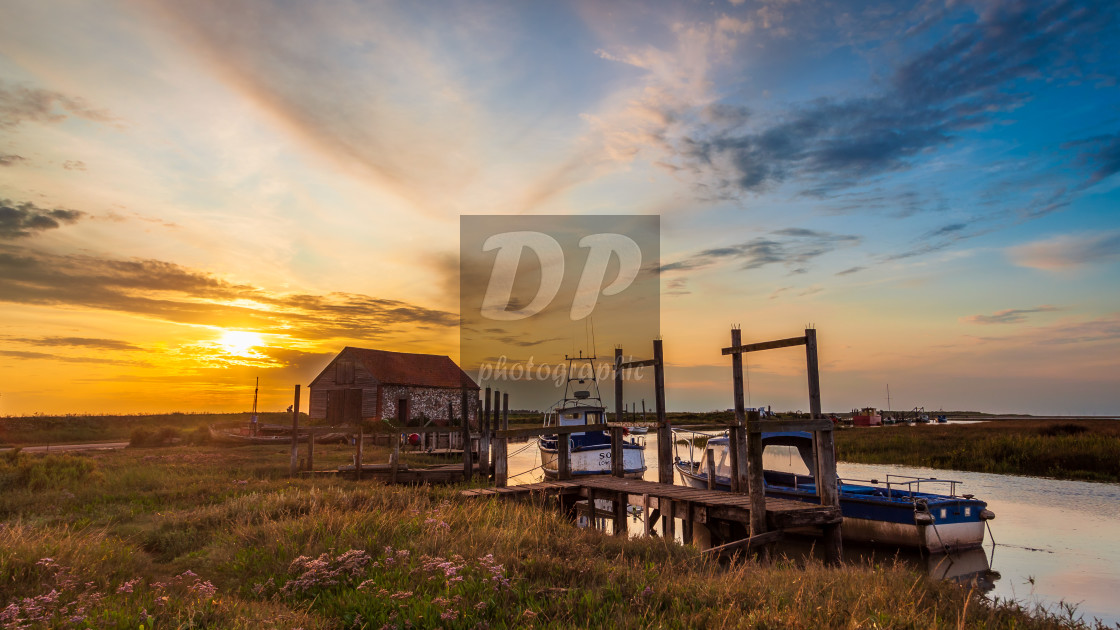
[{"x1": 459, "y1": 475, "x2": 841, "y2": 530}]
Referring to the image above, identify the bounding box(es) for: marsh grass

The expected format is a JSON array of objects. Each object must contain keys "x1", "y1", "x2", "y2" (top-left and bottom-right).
[
  {"x1": 0, "y1": 412, "x2": 306, "y2": 447},
  {"x1": 835, "y1": 419, "x2": 1120, "y2": 482},
  {"x1": 0, "y1": 445, "x2": 1110, "y2": 628}
]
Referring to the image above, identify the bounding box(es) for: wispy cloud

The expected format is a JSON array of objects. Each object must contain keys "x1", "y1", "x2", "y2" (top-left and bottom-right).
[
  {"x1": 968, "y1": 312, "x2": 1120, "y2": 345},
  {"x1": 1065, "y1": 132, "x2": 1120, "y2": 186},
  {"x1": 1008, "y1": 231, "x2": 1120, "y2": 270},
  {"x1": 0, "y1": 153, "x2": 25, "y2": 167},
  {"x1": 961, "y1": 305, "x2": 1060, "y2": 325},
  {"x1": 0, "y1": 350, "x2": 141, "y2": 366},
  {"x1": 1035, "y1": 313, "x2": 1120, "y2": 345},
  {"x1": 5, "y1": 336, "x2": 143, "y2": 351},
  {"x1": 0, "y1": 79, "x2": 117, "y2": 128},
  {"x1": 0, "y1": 199, "x2": 85, "y2": 239},
  {"x1": 139, "y1": 1, "x2": 573, "y2": 216},
  {"x1": 0, "y1": 246, "x2": 459, "y2": 340},
  {"x1": 660, "y1": 228, "x2": 859, "y2": 275},
  {"x1": 617, "y1": 0, "x2": 1115, "y2": 198}
]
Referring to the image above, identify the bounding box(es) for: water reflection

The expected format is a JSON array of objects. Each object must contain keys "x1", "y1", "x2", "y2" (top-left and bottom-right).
[
  {"x1": 772, "y1": 536, "x2": 1000, "y2": 595},
  {"x1": 503, "y1": 432, "x2": 1120, "y2": 625}
]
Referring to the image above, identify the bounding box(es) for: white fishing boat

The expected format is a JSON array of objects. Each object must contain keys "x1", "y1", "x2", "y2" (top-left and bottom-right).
[{"x1": 538, "y1": 353, "x2": 646, "y2": 479}]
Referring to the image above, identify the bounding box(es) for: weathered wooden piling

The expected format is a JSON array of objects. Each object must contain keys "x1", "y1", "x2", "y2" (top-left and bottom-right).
[
  {"x1": 706, "y1": 447, "x2": 716, "y2": 490},
  {"x1": 460, "y1": 389, "x2": 472, "y2": 481},
  {"x1": 614, "y1": 347, "x2": 624, "y2": 423},
  {"x1": 306, "y1": 424, "x2": 315, "y2": 472},
  {"x1": 356, "y1": 423, "x2": 363, "y2": 481},
  {"x1": 557, "y1": 430, "x2": 571, "y2": 480},
  {"x1": 289, "y1": 385, "x2": 300, "y2": 476},
  {"x1": 480, "y1": 387, "x2": 491, "y2": 479},
  {"x1": 491, "y1": 388, "x2": 501, "y2": 476},
  {"x1": 493, "y1": 391, "x2": 508, "y2": 487},
  {"x1": 654, "y1": 339, "x2": 672, "y2": 486}
]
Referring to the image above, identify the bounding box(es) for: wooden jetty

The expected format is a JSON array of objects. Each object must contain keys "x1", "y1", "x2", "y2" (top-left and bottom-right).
[
  {"x1": 461, "y1": 327, "x2": 845, "y2": 563},
  {"x1": 463, "y1": 475, "x2": 841, "y2": 559}
]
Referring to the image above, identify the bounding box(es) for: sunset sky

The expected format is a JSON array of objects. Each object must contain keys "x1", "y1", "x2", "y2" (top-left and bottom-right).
[{"x1": 1, "y1": 0, "x2": 1118, "y2": 416}]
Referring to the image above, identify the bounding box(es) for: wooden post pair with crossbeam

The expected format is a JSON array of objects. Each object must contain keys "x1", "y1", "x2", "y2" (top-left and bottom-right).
[
  {"x1": 613, "y1": 340, "x2": 671, "y2": 485},
  {"x1": 721, "y1": 326, "x2": 842, "y2": 564}
]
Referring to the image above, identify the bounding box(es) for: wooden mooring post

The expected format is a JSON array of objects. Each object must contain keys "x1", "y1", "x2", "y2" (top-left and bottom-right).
[
  {"x1": 491, "y1": 388, "x2": 501, "y2": 478},
  {"x1": 460, "y1": 389, "x2": 472, "y2": 481},
  {"x1": 480, "y1": 387, "x2": 491, "y2": 480},
  {"x1": 558, "y1": 430, "x2": 571, "y2": 480},
  {"x1": 306, "y1": 423, "x2": 315, "y2": 472},
  {"x1": 289, "y1": 385, "x2": 300, "y2": 477},
  {"x1": 654, "y1": 339, "x2": 672, "y2": 486},
  {"x1": 805, "y1": 328, "x2": 842, "y2": 559},
  {"x1": 356, "y1": 424, "x2": 364, "y2": 481},
  {"x1": 493, "y1": 391, "x2": 508, "y2": 487}
]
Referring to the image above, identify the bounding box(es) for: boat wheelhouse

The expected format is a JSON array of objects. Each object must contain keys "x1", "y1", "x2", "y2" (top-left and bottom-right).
[{"x1": 673, "y1": 431, "x2": 993, "y2": 553}]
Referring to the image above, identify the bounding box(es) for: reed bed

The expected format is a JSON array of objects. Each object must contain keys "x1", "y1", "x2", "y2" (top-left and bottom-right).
[
  {"x1": 1, "y1": 445, "x2": 1110, "y2": 628},
  {"x1": 835, "y1": 419, "x2": 1120, "y2": 482}
]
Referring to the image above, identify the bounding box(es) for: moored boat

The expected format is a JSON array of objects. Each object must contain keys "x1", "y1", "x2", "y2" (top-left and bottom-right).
[
  {"x1": 673, "y1": 431, "x2": 993, "y2": 553},
  {"x1": 208, "y1": 425, "x2": 348, "y2": 446},
  {"x1": 538, "y1": 354, "x2": 647, "y2": 479}
]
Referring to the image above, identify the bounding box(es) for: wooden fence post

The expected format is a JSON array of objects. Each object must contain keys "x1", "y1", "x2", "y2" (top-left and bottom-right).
[{"x1": 289, "y1": 385, "x2": 300, "y2": 477}]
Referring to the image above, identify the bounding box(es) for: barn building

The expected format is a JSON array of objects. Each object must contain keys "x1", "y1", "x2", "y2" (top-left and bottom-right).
[{"x1": 309, "y1": 347, "x2": 479, "y2": 425}]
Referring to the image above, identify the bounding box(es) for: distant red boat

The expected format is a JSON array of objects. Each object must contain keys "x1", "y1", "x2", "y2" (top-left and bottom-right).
[{"x1": 852, "y1": 407, "x2": 882, "y2": 427}]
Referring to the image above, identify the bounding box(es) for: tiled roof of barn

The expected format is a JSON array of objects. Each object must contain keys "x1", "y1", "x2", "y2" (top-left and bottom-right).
[{"x1": 339, "y1": 347, "x2": 478, "y2": 389}]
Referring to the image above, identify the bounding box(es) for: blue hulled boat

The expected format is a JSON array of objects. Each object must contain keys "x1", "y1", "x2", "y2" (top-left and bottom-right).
[{"x1": 674, "y1": 431, "x2": 994, "y2": 553}]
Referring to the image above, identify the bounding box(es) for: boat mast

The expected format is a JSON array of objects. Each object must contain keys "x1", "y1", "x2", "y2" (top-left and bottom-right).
[
  {"x1": 886, "y1": 384, "x2": 891, "y2": 416},
  {"x1": 561, "y1": 350, "x2": 602, "y2": 408}
]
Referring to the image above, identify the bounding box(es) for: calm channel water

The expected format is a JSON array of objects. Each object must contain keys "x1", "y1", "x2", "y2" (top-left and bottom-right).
[{"x1": 504, "y1": 433, "x2": 1120, "y2": 626}]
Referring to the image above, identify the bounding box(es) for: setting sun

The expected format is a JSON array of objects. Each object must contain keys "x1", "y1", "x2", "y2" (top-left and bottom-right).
[{"x1": 217, "y1": 330, "x2": 265, "y2": 357}]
